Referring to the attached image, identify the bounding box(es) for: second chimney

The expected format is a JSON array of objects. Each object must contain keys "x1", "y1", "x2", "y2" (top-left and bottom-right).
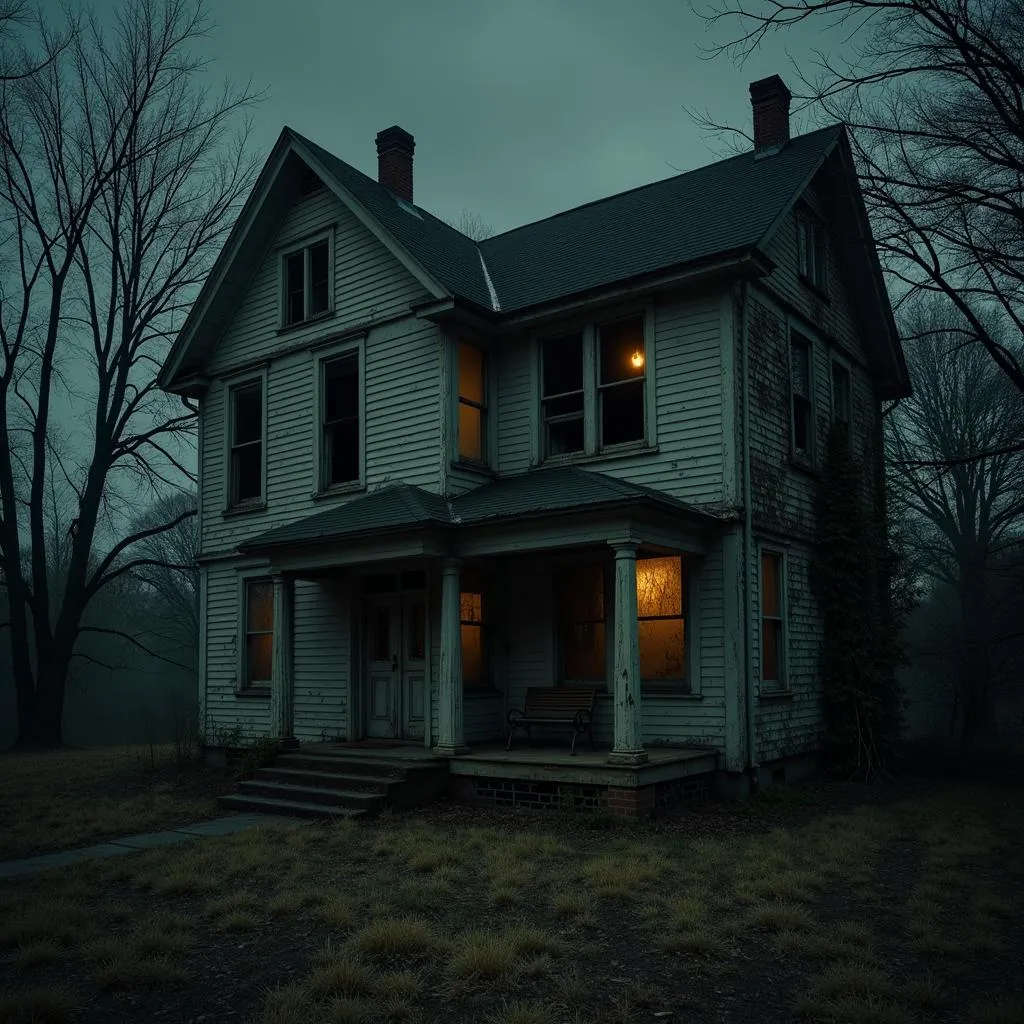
[
  {"x1": 749, "y1": 76, "x2": 791, "y2": 155},
  {"x1": 376, "y1": 126, "x2": 415, "y2": 203}
]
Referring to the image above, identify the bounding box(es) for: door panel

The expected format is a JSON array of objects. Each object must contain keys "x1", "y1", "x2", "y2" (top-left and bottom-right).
[
  {"x1": 365, "y1": 598, "x2": 400, "y2": 738},
  {"x1": 402, "y1": 599, "x2": 426, "y2": 740}
]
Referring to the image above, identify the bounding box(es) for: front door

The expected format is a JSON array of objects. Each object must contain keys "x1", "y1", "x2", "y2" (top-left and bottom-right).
[
  {"x1": 364, "y1": 595, "x2": 428, "y2": 740},
  {"x1": 365, "y1": 597, "x2": 401, "y2": 738}
]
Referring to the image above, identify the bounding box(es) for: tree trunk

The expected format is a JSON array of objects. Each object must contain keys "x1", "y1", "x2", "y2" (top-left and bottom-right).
[{"x1": 15, "y1": 653, "x2": 69, "y2": 749}]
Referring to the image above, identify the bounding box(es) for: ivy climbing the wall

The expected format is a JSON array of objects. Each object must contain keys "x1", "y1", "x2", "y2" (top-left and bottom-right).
[{"x1": 815, "y1": 422, "x2": 905, "y2": 780}]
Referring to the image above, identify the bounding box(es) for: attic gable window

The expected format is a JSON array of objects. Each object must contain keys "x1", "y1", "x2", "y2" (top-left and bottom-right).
[
  {"x1": 282, "y1": 236, "x2": 331, "y2": 327},
  {"x1": 797, "y1": 214, "x2": 827, "y2": 293},
  {"x1": 790, "y1": 332, "x2": 815, "y2": 466},
  {"x1": 229, "y1": 380, "x2": 264, "y2": 506},
  {"x1": 540, "y1": 313, "x2": 650, "y2": 461}
]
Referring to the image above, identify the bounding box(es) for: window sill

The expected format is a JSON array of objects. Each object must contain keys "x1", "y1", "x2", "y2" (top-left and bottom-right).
[
  {"x1": 222, "y1": 501, "x2": 267, "y2": 519},
  {"x1": 541, "y1": 443, "x2": 658, "y2": 469},
  {"x1": 236, "y1": 686, "x2": 271, "y2": 700},
  {"x1": 311, "y1": 482, "x2": 365, "y2": 501},
  {"x1": 798, "y1": 276, "x2": 830, "y2": 303},
  {"x1": 276, "y1": 309, "x2": 336, "y2": 336},
  {"x1": 789, "y1": 457, "x2": 820, "y2": 479},
  {"x1": 450, "y1": 460, "x2": 495, "y2": 478},
  {"x1": 641, "y1": 685, "x2": 701, "y2": 698},
  {"x1": 759, "y1": 687, "x2": 793, "y2": 702}
]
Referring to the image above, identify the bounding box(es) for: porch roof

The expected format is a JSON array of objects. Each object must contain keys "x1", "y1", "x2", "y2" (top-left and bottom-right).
[{"x1": 238, "y1": 466, "x2": 724, "y2": 554}]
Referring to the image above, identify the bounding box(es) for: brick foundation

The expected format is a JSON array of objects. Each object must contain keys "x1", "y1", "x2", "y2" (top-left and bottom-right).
[{"x1": 448, "y1": 771, "x2": 713, "y2": 818}]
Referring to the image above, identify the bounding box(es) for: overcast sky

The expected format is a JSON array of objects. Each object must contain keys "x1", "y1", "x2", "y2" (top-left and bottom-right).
[{"x1": 177, "y1": 0, "x2": 829, "y2": 235}]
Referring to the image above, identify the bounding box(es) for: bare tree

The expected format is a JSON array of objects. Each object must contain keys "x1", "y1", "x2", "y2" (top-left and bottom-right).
[
  {"x1": 698, "y1": 0, "x2": 1024, "y2": 399},
  {"x1": 448, "y1": 209, "x2": 494, "y2": 241},
  {"x1": 887, "y1": 302, "x2": 1024, "y2": 740},
  {"x1": 0, "y1": 0, "x2": 258, "y2": 746}
]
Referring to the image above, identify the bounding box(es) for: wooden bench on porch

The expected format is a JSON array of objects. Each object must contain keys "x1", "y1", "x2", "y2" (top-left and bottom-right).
[{"x1": 506, "y1": 687, "x2": 597, "y2": 755}]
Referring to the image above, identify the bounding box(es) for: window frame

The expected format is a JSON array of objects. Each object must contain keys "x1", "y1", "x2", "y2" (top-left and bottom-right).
[
  {"x1": 459, "y1": 572, "x2": 489, "y2": 690},
  {"x1": 758, "y1": 547, "x2": 788, "y2": 692},
  {"x1": 224, "y1": 368, "x2": 268, "y2": 512},
  {"x1": 279, "y1": 229, "x2": 335, "y2": 329},
  {"x1": 532, "y1": 305, "x2": 656, "y2": 465},
  {"x1": 789, "y1": 330, "x2": 816, "y2": 468},
  {"x1": 312, "y1": 336, "x2": 365, "y2": 496},
  {"x1": 796, "y1": 212, "x2": 828, "y2": 295},
  {"x1": 830, "y1": 355, "x2": 853, "y2": 444},
  {"x1": 454, "y1": 339, "x2": 490, "y2": 467},
  {"x1": 237, "y1": 573, "x2": 275, "y2": 694},
  {"x1": 636, "y1": 554, "x2": 691, "y2": 691}
]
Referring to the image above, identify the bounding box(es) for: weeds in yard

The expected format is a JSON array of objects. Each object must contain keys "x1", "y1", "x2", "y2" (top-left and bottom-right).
[
  {"x1": 313, "y1": 892, "x2": 355, "y2": 930},
  {"x1": 310, "y1": 955, "x2": 376, "y2": 998},
  {"x1": 551, "y1": 889, "x2": 595, "y2": 926},
  {"x1": 347, "y1": 917, "x2": 442, "y2": 959},
  {"x1": 268, "y1": 886, "x2": 329, "y2": 917},
  {"x1": 555, "y1": 968, "x2": 589, "y2": 1010},
  {"x1": 900, "y1": 973, "x2": 945, "y2": 1010},
  {"x1": 94, "y1": 952, "x2": 188, "y2": 990},
  {"x1": 659, "y1": 925, "x2": 728, "y2": 959},
  {"x1": 747, "y1": 900, "x2": 814, "y2": 933},
  {"x1": 9, "y1": 940, "x2": 62, "y2": 971},
  {"x1": 583, "y1": 847, "x2": 670, "y2": 898},
  {"x1": 260, "y1": 981, "x2": 314, "y2": 1024},
  {"x1": 0, "y1": 900, "x2": 89, "y2": 951},
  {"x1": 486, "y1": 1000, "x2": 557, "y2": 1024},
  {"x1": 0, "y1": 985, "x2": 74, "y2": 1024}
]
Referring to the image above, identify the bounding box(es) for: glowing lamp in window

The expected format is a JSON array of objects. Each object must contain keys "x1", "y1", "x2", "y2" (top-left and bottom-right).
[{"x1": 630, "y1": 349, "x2": 645, "y2": 369}]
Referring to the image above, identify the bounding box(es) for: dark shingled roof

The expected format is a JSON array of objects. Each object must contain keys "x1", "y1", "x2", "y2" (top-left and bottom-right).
[
  {"x1": 292, "y1": 125, "x2": 841, "y2": 314},
  {"x1": 240, "y1": 467, "x2": 721, "y2": 553}
]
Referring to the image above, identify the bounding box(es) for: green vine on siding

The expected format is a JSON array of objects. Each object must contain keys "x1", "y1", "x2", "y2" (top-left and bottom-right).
[{"x1": 815, "y1": 422, "x2": 905, "y2": 781}]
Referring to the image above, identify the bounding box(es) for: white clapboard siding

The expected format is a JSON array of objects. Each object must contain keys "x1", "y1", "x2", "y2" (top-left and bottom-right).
[
  {"x1": 292, "y1": 579, "x2": 350, "y2": 742},
  {"x1": 207, "y1": 186, "x2": 428, "y2": 376},
  {"x1": 495, "y1": 290, "x2": 726, "y2": 507}
]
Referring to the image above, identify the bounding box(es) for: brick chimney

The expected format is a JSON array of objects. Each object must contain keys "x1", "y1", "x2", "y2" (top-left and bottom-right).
[
  {"x1": 749, "y1": 75, "x2": 791, "y2": 155},
  {"x1": 376, "y1": 126, "x2": 415, "y2": 202}
]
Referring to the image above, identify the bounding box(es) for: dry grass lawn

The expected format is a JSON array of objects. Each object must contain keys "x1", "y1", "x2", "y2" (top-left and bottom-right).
[
  {"x1": 0, "y1": 744, "x2": 234, "y2": 859},
  {"x1": 0, "y1": 778, "x2": 1022, "y2": 1023}
]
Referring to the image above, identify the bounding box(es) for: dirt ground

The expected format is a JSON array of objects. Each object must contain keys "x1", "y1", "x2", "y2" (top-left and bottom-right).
[{"x1": 1, "y1": 777, "x2": 1022, "y2": 1023}]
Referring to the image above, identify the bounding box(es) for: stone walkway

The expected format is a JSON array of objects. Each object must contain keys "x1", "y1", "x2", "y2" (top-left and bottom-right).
[{"x1": 0, "y1": 813, "x2": 303, "y2": 880}]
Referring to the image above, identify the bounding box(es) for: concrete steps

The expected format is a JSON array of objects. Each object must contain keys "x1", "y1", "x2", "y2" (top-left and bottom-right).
[{"x1": 218, "y1": 746, "x2": 450, "y2": 820}]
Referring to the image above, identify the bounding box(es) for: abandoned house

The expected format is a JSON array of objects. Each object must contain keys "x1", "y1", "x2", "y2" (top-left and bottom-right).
[{"x1": 158, "y1": 75, "x2": 911, "y2": 817}]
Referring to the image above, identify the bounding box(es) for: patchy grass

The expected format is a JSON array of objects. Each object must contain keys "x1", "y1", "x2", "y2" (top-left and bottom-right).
[
  {"x1": 0, "y1": 985, "x2": 74, "y2": 1023},
  {"x1": 0, "y1": 744, "x2": 233, "y2": 859},
  {"x1": 0, "y1": 779, "x2": 1021, "y2": 1024}
]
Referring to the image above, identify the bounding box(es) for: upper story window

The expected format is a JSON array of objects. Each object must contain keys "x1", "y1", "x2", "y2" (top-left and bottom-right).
[
  {"x1": 320, "y1": 351, "x2": 361, "y2": 489},
  {"x1": 797, "y1": 214, "x2": 827, "y2": 293},
  {"x1": 540, "y1": 314, "x2": 648, "y2": 460},
  {"x1": 831, "y1": 359, "x2": 852, "y2": 436},
  {"x1": 457, "y1": 342, "x2": 488, "y2": 463},
  {"x1": 229, "y1": 380, "x2": 264, "y2": 506},
  {"x1": 790, "y1": 331, "x2": 815, "y2": 466},
  {"x1": 283, "y1": 236, "x2": 331, "y2": 327}
]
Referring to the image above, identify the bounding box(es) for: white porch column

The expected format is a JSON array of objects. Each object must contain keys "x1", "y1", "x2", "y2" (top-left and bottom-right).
[
  {"x1": 608, "y1": 541, "x2": 648, "y2": 765},
  {"x1": 269, "y1": 572, "x2": 295, "y2": 742},
  {"x1": 435, "y1": 558, "x2": 468, "y2": 755}
]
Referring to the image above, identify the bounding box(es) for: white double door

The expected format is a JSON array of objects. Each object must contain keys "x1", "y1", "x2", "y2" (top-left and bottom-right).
[{"x1": 364, "y1": 595, "x2": 426, "y2": 740}]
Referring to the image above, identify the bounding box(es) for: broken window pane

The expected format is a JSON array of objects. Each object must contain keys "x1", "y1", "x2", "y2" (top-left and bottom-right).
[
  {"x1": 286, "y1": 250, "x2": 305, "y2": 325},
  {"x1": 309, "y1": 241, "x2": 329, "y2": 315}
]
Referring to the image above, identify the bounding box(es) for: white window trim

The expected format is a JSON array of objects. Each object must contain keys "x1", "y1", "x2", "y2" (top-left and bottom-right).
[
  {"x1": 531, "y1": 303, "x2": 656, "y2": 466},
  {"x1": 788, "y1": 327, "x2": 817, "y2": 468},
  {"x1": 311, "y1": 335, "x2": 365, "y2": 496},
  {"x1": 829, "y1": 352, "x2": 854, "y2": 446},
  {"x1": 236, "y1": 570, "x2": 274, "y2": 694},
  {"x1": 223, "y1": 366, "x2": 268, "y2": 513},
  {"x1": 757, "y1": 545, "x2": 789, "y2": 694},
  {"x1": 279, "y1": 228, "x2": 335, "y2": 329},
  {"x1": 449, "y1": 334, "x2": 494, "y2": 469}
]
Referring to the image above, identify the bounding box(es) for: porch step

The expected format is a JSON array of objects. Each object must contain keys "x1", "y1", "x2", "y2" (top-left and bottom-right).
[
  {"x1": 218, "y1": 747, "x2": 450, "y2": 821},
  {"x1": 218, "y1": 793, "x2": 367, "y2": 820},
  {"x1": 236, "y1": 780, "x2": 383, "y2": 812}
]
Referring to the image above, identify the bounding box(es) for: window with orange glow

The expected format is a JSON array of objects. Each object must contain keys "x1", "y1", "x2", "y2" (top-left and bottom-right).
[
  {"x1": 636, "y1": 556, "x2": 687, "y2": 683},
  {"x1": 244, "y1": 579, "x2": 274, "y2": 686},
  {"x1": 460, "y1": 574, "x2": 486, "y2": 687},
  {"x1": 457, "y1": 342, "x2": 487, "y2": 463},
  {"x1": 760, "y1": 551, "x2": 784, "y2": 684},
  {"x1": 598, "y1": 317, "x2": 646, "y2": 447}
]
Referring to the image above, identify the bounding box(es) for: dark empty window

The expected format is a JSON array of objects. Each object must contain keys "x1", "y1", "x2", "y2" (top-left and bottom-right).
[
  {"x1": 761, "y1": 551, "x2": 784, "y2": 685},
  {"x1": 599, "y1": 317, "x2": 646, "y2": 447},
  {"x1": 322, "y1": 353, "x2": 359, "y2": 487},
  {"x1": 557, "y1": 563, "x2": 606, "y2": 681},
  {"x1": 542, "y1": 333, "x2": 585, "y2": 456},
  {"x1": 284, "y1": 239, "x2": 330, "y2": 326},
  {"x1": 797, "y1": 215, "x2": 827, "y2": 292},
  {"x1": 790, "y1": 333, "x2": 814, "y2": 464},
  {"x1": 230, "y1": 381, "x2": 263, "y2": 505},
  {"x1": 244, "y1": 579, "x2": 274, "y2": 686},
  {"x1": 831, "y1": 360, "x2": 851, "y2": 435}
]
